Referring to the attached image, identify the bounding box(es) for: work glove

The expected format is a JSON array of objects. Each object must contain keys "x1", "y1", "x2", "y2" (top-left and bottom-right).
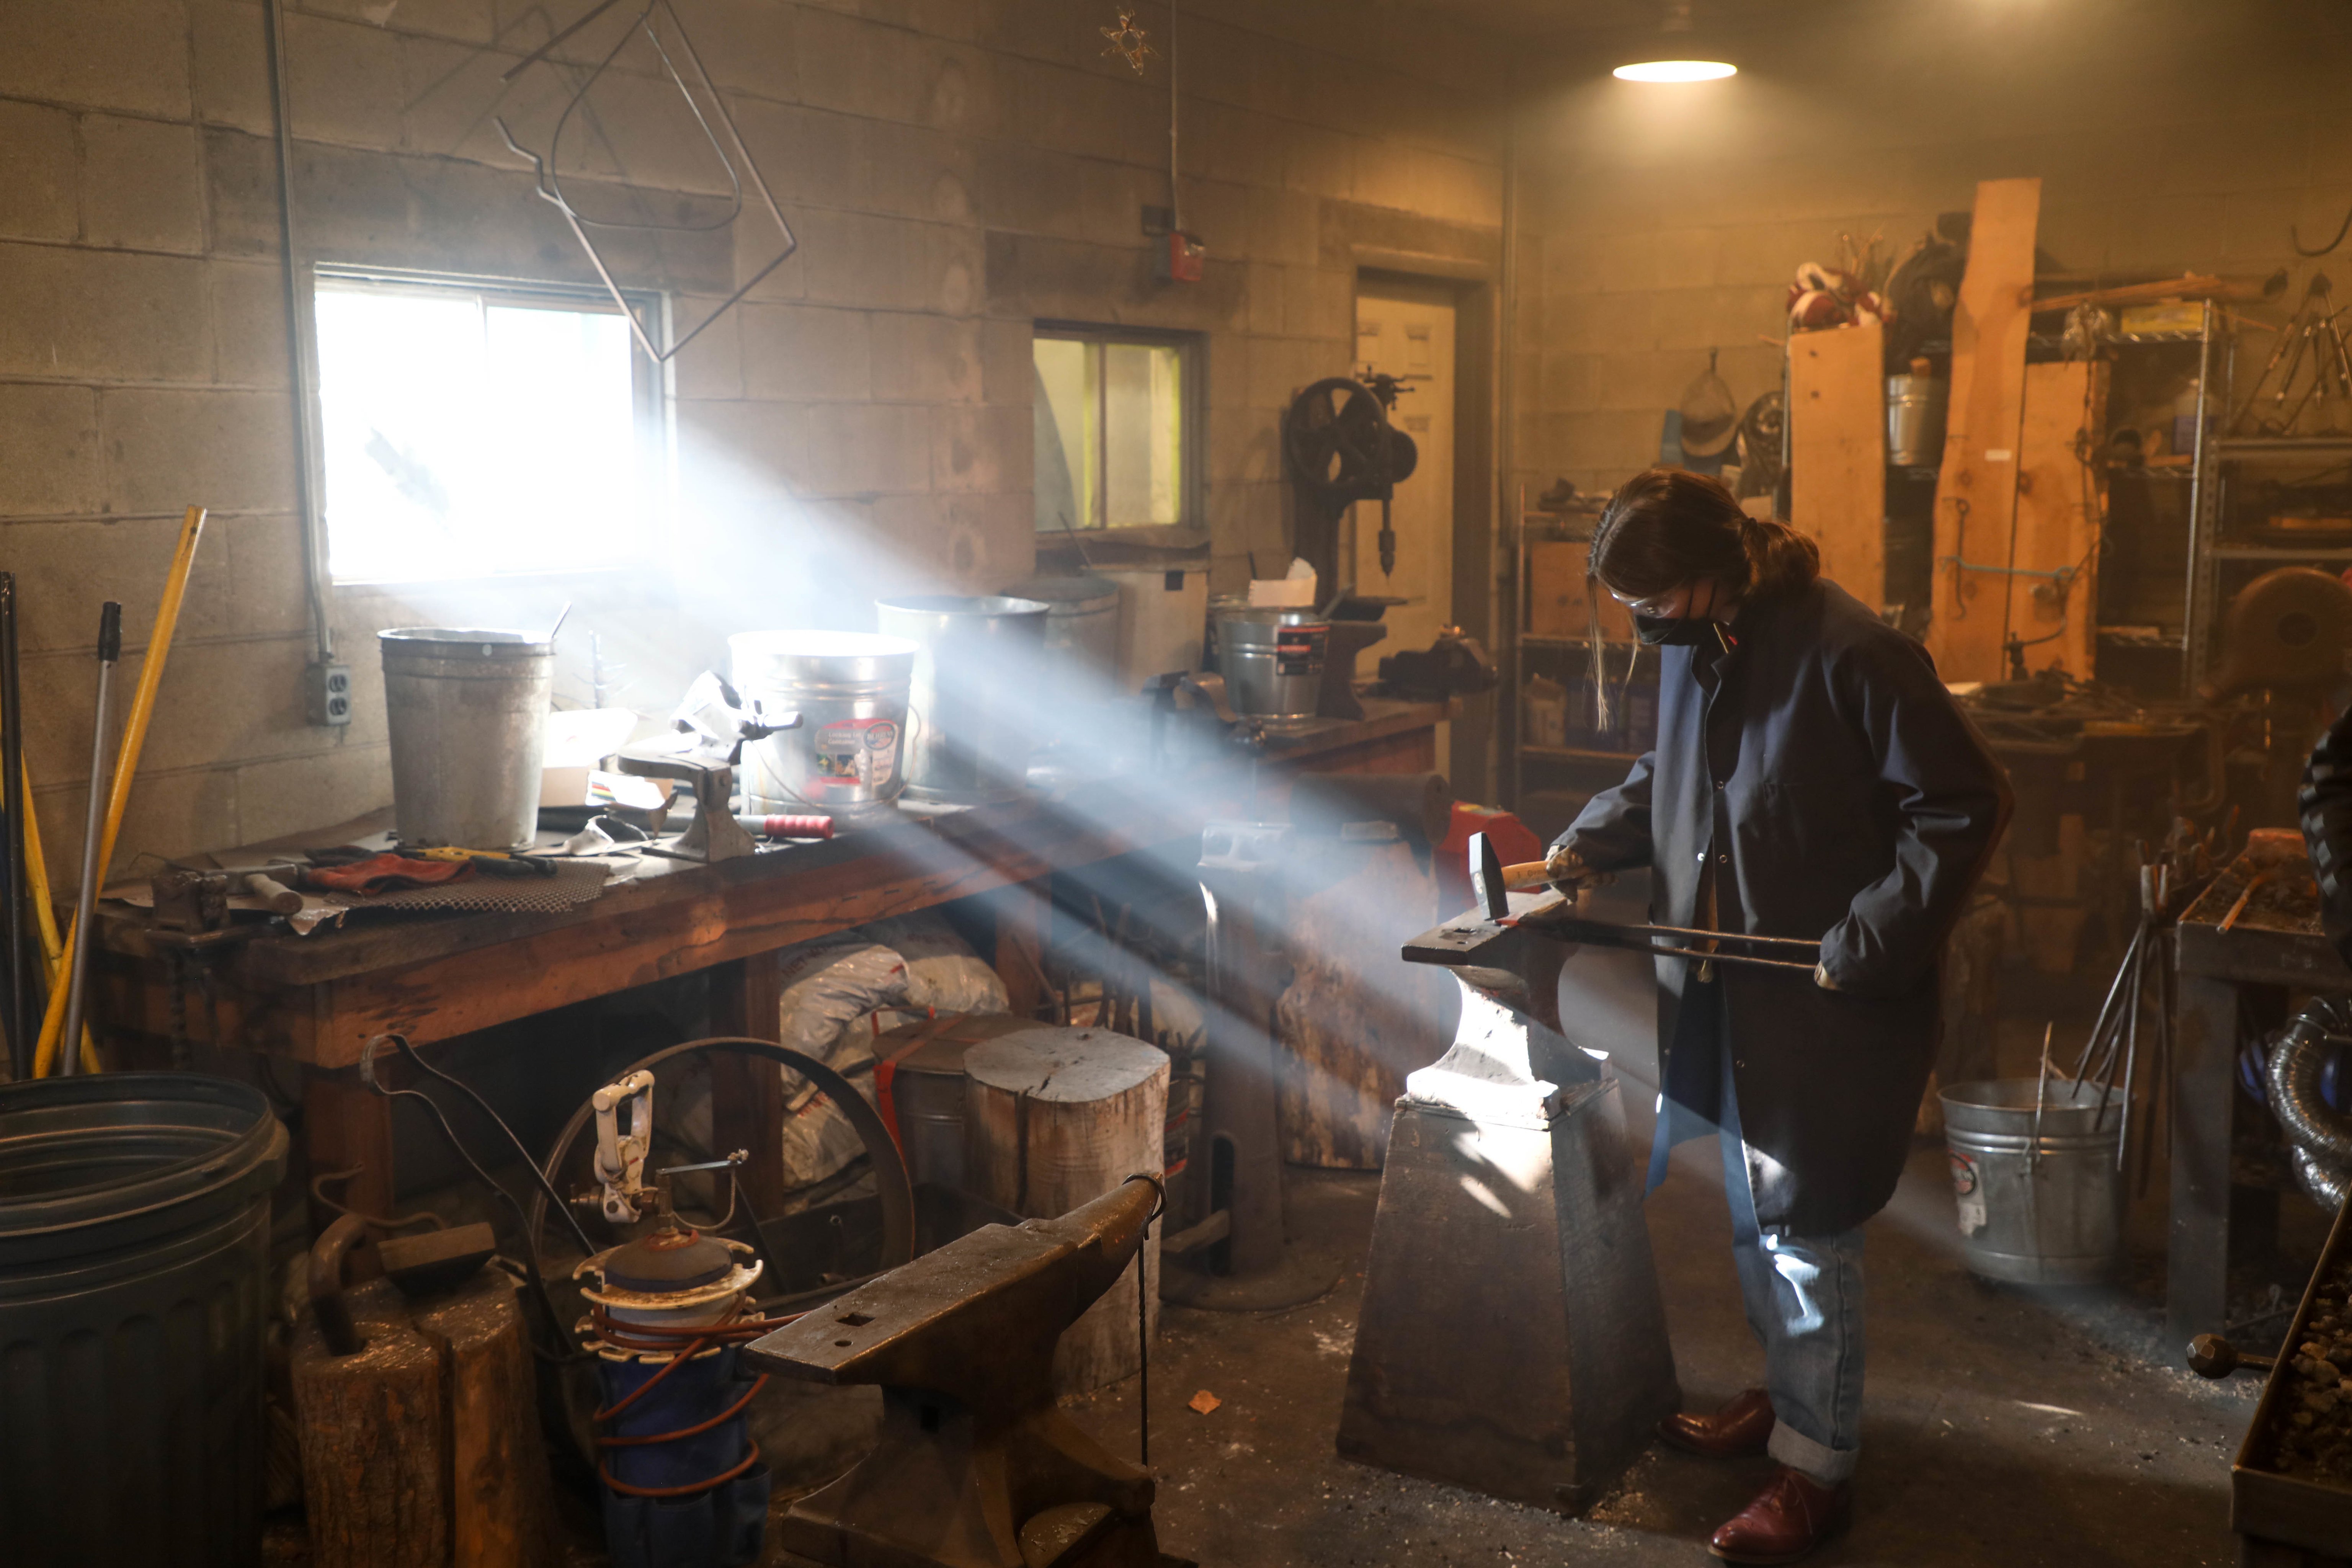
[{"x1": 1544, "y1": 843, "x2": 1615, "y2": 896}]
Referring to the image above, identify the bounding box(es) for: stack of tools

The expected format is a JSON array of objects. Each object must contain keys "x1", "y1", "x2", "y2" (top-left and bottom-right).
[{"x1": 2232, "y1": 273, "x2": 2352, "y2": 438}]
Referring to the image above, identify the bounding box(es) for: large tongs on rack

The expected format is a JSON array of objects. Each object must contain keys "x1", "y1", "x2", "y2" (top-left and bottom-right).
[{"x1": 1470, "y1": 834, "x2": 1822, "y2": 974}]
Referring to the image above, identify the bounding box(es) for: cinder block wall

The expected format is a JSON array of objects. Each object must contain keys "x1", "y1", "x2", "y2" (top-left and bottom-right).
[
  {"x1": 1, "y1": 0, "x2": 1507, "y2": 878},
  {"x1": 1510, "y1": 0, "x2": 2352, "y2": 502}
]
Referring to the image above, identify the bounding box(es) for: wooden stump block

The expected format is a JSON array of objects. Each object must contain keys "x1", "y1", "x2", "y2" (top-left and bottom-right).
[
  {"x1": 964, "y1": 1026, "x2": 1169, "y2": 1395},
  {"x1": 291, "y1": 1271, "x2": 555, "y2": 1568},
  {"x1": 1274, "y1": 838, "x2": 1444, "y2": 1169}
]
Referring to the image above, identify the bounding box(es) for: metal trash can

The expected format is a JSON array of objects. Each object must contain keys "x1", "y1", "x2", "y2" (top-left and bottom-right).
[
  {"x1": 381, "y1": 627, "x2": 555, "y2": 849},
  {"x1": 0, "y1": 1073, "x2": 289, "y2": 1566},
  {"x1": 873, "y1": 595, "x2": 1050, "y2": 802},
  {"x1": 1939, "y1": 1077, "x2": 2125, "y2": 1285}
]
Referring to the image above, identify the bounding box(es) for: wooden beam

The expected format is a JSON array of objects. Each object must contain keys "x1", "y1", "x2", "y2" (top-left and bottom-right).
[
  {"x1": 1787, "y1": 320, "x2": 1888, "y2": 606},
  {"x1": 709, "y1": 957, "x2": 788, "y2": 1214},
  {"x1": 1928, "y1": 176, "x2": 2042, "y2": 684},
  {"x1": 2007, "y1": 359, "x2": 2110, "y2": 679}
]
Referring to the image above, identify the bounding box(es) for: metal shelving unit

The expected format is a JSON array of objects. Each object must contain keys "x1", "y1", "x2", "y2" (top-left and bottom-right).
[{"x1": 1507, "y1": 489, "x2": 1652, "y2": 820}]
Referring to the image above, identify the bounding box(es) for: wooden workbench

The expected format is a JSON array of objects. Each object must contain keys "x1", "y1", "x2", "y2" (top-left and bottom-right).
[
  {"x1": 2170, "y1": 835, "x2": 2346, "y2": 1344},
  {"x1": 92, "y1": 699, "x2": 1449, "y2": 1223}
]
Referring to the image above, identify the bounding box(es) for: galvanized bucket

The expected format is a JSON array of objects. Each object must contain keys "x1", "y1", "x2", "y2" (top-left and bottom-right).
[
  {"x1": 380, "y1": 627, "x2": 554, "y2": 849},
  {"x1": 1886, "y1": 373, "x2": 1949, "y2": 467},
  {"x1": 873, "y1": 595, "x2": 1050, "y2": 802},
  {"x1": 1213, "y1": 603, "x2": 1326, "y2": 730},
  {"x1": 729, "y1": 630, "x2": 918, "y2": 822},
  {"x1": 1939, "y1": 1077, "x2": 2127, "y2": 1285},
  {"x1": 1004, "y1": 575, "x2": 1120, "y2": 680}
]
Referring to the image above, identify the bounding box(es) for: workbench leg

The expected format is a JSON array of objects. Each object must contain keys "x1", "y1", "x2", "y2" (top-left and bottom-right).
[
  {"x1": 991, "y1": 881, "x2": 1053, "y2": 1022},
  {"x1": 304, "y1": 1067, "x2": 398, "y2": 1281},
  {"x1": 710, "y1": 956, "x2": 788, "y2": 1214},
  {"x1": 2169, "y1": 972, "x2": 2238, "y2": 1345}
]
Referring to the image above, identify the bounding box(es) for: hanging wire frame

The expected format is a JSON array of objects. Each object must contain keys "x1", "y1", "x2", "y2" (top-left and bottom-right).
[{"x1": 493, "y1": 0, "x2": 796, "y2": 364}]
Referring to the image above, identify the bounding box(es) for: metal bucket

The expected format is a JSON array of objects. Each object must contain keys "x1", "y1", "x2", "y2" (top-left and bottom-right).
[
  {"x1": 1887, "y1": 373, "x2": 1948, "y2": 467},
  {"x1": 1939, "y1": 1077, "x2": 2127, "y2": 1285},
  {"x1": 1004, "y1": 575, "x2": 1120, "y2": 680},
  {"x1": 874, "y1": 595, "x2": 1050, "y2": 802},
  {"x1": 0, "y1": 1073, "x2": 289, "y2": 1565},
  {"x1": 729, "y1": 630, "x2": 918, "y2": 823},
  {"x1": 1214, "y1": 603, "x2": 1327, "y2": 730},
  {"x1": 380, "y1": 627, "x2": 554, "y2": 849}
]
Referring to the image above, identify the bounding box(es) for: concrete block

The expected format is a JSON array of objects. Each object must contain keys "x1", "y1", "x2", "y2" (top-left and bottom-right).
[
  {"x1": 2110, "y1": 195, "x2": 2228, "y2": 274},
  {"x1": 742, "y1": 303, "x2": 871, "y2": 400},
  {"x1": 114, "y1": 634, "x2": 316, "y2": 782},
  {"x1": 25, "y1": 763, "x2": 238, "y2": 889},
  {"x1": 802, "y1": 209, "x2": 981, "y2": 314},
  {"x1": 1284, "y1": 267, "x2": 1352, "y2": 344},
  {"x1": 1245, "y1": 185, "x2": 1318, "y2": 268},
  {"x1": 2221, "y1": 187, "x2": 2303, "y2": 264},
  {"x1": 0, "y1": 387, "x2": 102, "y2": 518},
  {"x1": 310, "y1": 0, "x2": 496, "y2": 45},
  {"x1": 189, "y1": 0, "x2": 272, "y2": 133},
  {"x1": 2, "y1": 510, "x2": 237, "y2": 655},
  {"x1": 1178, "y1": 178, "x2": 1250, "y2": 262},
  {"x1": 734, "y1": 196, "x2": 809, "y2": 302},
  {"x1": 0, "y1": 0, "x2": 192, "y2": 119},
  {"x1": 1539, "y1": 352, "x2": 1599, "y2": 415},
  {"x1": 220, "y1": 511, "x2": 314, "y2": 641},
  {"x1": 397, "y1": 34, "x2": 572, "y2": 166},
  {"x1": 797, "y1": 10, "x2": 1001, "y2": 137},
  {"x1": 287, "y1": 13, "x2": 406, "y2": 148},
  {"x1": 1246, "y1": 335, "x2": 1334, "y2": 412},
  {"x1": 969, "y1": 140, "x2": 1089, "y2": 238},
  {"x1": 978, "y1": 317, "x2": 1032, "y2": 407},
  {"x1": 802, "y1": 401, "x2": 928, "y2": 495},
  {"x1": 673, "y1": 0, "x2": 797, "y2": 100},
  {"x1": 1285, "y1": 124, "x2": 1354, "y2": 200},
  {"x1": 869, "y1": 311, "x2": 981, "y2": 403},
  {"x1": 1244, "y1": 261, "x2": 1285, "y2": 337},
  {"x1": 236, "y1": 742, "x2": 395, "y2": 846},
  {"x1": 100, "y1": 389, "x2": 297, "y2": 515},
  {"x1": 0, "y1": 100, "x2": 79, "y2": 242},
  {"x1": 675, "y1": 396, "x2": 809, "y2": 505},
  {"x1": 941, "y1": 491, "x2": 1032, "y2": 591},
  {"x1": 81, "y1": 114, "x2": 207, "y2": 254},
  {"x1": 1187, "y1": 101, "x2": 1288, "y2": 190},
  {"x1": 671, "y1": 297, "x2": 744, "y2": 399},
  {"x1": 928, "y1": 403, "x2": 1026, "y2": 494},
  {"x1": 199, "y1": 126, "x2": 281, "y2": 258},
  {"x1": 208, "y1": 260, "x2": 291, "y2": 389},
  {"x1": 1207, "y1": 403, "x2": 1279, "y2": 485},
  {"x1": 0, "y1": 242, "x2": 212, "y2": 382}
]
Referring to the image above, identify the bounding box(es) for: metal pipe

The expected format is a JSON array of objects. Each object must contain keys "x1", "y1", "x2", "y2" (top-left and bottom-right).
[
  {"x1": 262, "y1": 0, "x2": 333, "y2": 666},
  {"x1": 0, "y1": 571, "x2": 25, "y2": 1080},
  {"x1": 59, "y1": 602, "x2": 121, "y2": 1077}
]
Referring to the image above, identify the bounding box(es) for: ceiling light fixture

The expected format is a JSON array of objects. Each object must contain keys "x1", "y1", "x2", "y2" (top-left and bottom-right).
[
  {"x1": 1614, "y1": 3, "x2": 1735, "y2": 83},
  {"x1": 1612, "y1": 59, "x2": 1736, "y2": 82}
]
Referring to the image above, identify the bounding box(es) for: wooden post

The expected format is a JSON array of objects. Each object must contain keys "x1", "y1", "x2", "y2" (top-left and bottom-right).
[
  {"x1": 965, "y1": 1028, "x2": 1168, "y2": 1395},
  {"x1": 2009, "y1": 359, "x2": 2110, "y2": 679},
  {"x1": 1929, "y1": 176, "x2": 2042, "y2": 683},
  {"x1": 709, "y1": 956, "x2": 788, "y2": 1214},
  {"x1": 304, "y1": 1067, "x2": 399, "y2": 1282},
  {"x1": 989, "y1": 882, "x2": 1052, "y2": 1021},
  {"x1": 1788, "y1": 319, "x2": 1888, "y2": 605}
]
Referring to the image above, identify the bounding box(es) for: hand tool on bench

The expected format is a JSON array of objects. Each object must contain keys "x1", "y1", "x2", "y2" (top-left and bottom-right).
[
  {"x1": 413, "y1": 844, "x2": 561, "y2": 877},
  {"x1": 1481, "y1": 840, "x2": 1823, "y2": 973}
]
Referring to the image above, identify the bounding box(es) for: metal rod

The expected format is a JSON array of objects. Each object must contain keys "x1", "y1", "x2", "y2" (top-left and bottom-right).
[
  {"x1": 1550, "y1": 927, "x2": 1818, "y2": 973},
  {"x1": 2030, "y1": 1022, "x2": 2053, "y2": 1176},
  {"x1": 59, "y1": 603, "x2": 121, "y2": 1077},
  {"x1": 2114, "y1": 943, "x2": 2141, "y2": 1167},
  {"x1": 1553, "y1": 916, "x2": 1822, "y2": 953},
  {"x1": 2070, "y1": 920, "x2": 2146, "y2": 1083},
  {"x1": 0, "y1": 572, "x2": 24, "y2": 1080},
  {"x1": 2100, "y1": 932, "x2": 2143, "y2": 1137}
]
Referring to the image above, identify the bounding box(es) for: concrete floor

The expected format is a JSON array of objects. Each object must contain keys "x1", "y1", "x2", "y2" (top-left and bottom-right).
[{"x1": 1047, "y1": 934, "x2": 2294, "y2": 1568}]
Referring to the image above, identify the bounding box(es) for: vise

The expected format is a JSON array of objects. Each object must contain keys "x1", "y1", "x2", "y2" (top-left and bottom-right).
[
  {"x1": 743, "y1": 1177, "x2": 1185, "y2": 1568},
  {"x1": 1336, "y1": 835, "x2": 1680, "y2": 1514}
]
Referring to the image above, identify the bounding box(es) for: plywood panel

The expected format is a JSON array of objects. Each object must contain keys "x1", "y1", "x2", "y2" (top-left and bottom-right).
[
  {"x1": 1788, "y1": 320, "x2": 1888, "y2": 606},
  {"x1": 2008, "y1": 360, "x2": 2110, "y2": 679},
  {"x1": 1927, "y1": 177, "x2": 2042, "y2": 683}
]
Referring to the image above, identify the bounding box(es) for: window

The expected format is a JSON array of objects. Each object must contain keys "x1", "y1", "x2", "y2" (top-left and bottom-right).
[
  {"x1": 313, "y1": 270, "x2": 663, "y2": 583},
  {"x1": 1032, "y1": 326, "x2": 1197, "y2": 532}
]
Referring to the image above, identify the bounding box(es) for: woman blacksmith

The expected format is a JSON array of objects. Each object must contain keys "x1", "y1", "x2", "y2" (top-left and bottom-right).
[{"x1": 1547, "y1": 468, "x2": 2011, "y2": 1563}]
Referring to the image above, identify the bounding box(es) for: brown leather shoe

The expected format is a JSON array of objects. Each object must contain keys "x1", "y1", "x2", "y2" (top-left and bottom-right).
[
  {"x1": 1708, "y1": 1467, "x2": 1852, "y2": 1564},
  {"x1": 1657, "y1": 1388, "x2": 1775, "y2": 1459}
]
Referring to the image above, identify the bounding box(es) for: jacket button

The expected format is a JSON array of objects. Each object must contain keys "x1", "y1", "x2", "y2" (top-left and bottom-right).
[
  {"x1": 1716, "y1": 852, "x2": 1730, "y2": 866},
  {"x1": 1735, "y1": 1058, "x2": 1747, "y2": 1069},
  {"x1": 1696, "y1": 851, "x2": 1707, "y2": 863},
  {"x1": 1714, "y1": 780, "x2": 1725, "y2": 791}
]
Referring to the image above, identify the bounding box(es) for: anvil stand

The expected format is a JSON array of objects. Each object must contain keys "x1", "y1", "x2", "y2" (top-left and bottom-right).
[
  {"x1": 1160, "y1": 822, "x2": 1346, "y2": 1310},
  {"x1": 1336, "y1": 844, "x2": 1680, "y2": 1514}
]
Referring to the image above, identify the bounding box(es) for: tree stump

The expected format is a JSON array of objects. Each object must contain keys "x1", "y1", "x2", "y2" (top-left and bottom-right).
[
  {"x1": 964, "y1": 1025, "x2": 1169, "y2": 1396},
  {"x1": 290, "y1": 1270, "x2": 555, "y2": 1568},
  {"x1": 1274, "y1": 836, "x2": 1444, "y2": 1168}
]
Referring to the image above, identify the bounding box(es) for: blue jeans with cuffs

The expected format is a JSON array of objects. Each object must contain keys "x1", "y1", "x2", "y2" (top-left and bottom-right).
[{"x1": 1716, "y1": 1027, "x2": 1867, "y2": 1485}]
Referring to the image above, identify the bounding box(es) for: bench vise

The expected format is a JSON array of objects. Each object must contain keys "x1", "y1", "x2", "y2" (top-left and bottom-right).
[
  {"x1": 743, "y1": 1177, "x2": 1181, "y2": 1568},
  {"x1": 1336, "y1": 834, "x2": 1680, "y2": 1514}
]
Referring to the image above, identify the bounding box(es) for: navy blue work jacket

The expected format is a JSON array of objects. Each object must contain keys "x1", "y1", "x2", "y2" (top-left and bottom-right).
[{"x1": 1558, "y1": 578, "x2": 2011, "y2": 1234}]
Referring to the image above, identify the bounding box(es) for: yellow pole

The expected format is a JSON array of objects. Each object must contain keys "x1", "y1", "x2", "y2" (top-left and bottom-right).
[
  {"x1": 34, "y1": 506, "x2": 207, "y2": 1076},
  {"x1": 13, "y1": 762, "x2": 96, "y2": 1073}
]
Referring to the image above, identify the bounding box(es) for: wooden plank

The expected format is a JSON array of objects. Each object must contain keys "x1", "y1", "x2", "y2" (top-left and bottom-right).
[
  {"x1": 1788, "y1": 320, "x2": 1888, "y2": 606},
  {"x1": 1927, "y1": 177, "x2": 2042, "y2": 683},
  {"x1": 2007, "y1": 359, "x2": 2109, "y2": 679},
  {"x1": 303, "y1": 1069, "x2": 399, "y2": 1279}
]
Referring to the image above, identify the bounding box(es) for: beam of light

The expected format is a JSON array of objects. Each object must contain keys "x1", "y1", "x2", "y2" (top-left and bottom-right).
[
  {"x1": 1612, "y1": 59, "x2": 1737, "y2": 82},
  {"x1": 2016, "y1": 1402, "x2": 2084, "y2": 1418}
]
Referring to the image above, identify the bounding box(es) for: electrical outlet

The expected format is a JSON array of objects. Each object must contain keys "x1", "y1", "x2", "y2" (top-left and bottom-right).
[{"x1": 307, "y1": 661, "x2": 353, "y2": 727}]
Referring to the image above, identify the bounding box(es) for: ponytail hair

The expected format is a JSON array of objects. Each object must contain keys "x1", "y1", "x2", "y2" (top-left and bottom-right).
[{"x1": 1589, "y1": 467, "x2": 1820, "y2": 602}]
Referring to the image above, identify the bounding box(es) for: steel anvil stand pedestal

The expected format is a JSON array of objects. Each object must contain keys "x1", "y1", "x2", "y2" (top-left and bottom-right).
[{"x1": 1337, "y1": 887, "x2": 1681, "y2": 1514}]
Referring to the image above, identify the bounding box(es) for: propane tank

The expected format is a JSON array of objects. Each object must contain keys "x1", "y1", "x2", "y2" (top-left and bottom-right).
[{"x1": 576, "y1": 1166, "x2": 769, "y2": 1568}]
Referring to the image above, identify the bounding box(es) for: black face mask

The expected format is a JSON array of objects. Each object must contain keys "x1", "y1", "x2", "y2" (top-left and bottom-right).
[{"x1": 1632, "y1": 609, "x2": 1719, "y2": 647}]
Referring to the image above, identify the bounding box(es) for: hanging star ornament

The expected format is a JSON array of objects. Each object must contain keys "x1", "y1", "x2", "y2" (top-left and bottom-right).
[{"x1": 1101, "y1": 10, "x2": 1155, "y2": 74}]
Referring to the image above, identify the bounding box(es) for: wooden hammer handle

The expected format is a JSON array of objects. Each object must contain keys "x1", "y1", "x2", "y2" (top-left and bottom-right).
[{"x1": 1501, "y1": 860, "x2": 1556, "y2": 891}]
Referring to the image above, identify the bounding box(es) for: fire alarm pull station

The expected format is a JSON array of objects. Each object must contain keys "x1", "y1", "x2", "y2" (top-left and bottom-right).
[{"x1": 1160, "y1": 229, "x2": 1206, "y2": 283}]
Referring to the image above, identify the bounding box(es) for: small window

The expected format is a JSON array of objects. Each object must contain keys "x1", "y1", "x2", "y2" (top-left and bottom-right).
[
  {"x1": 1033, "y1": 325, "x2": 1196, "y2": 532},
  {"x1": 313, "y1": 270, "x2": 663, "y2": 584}
]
